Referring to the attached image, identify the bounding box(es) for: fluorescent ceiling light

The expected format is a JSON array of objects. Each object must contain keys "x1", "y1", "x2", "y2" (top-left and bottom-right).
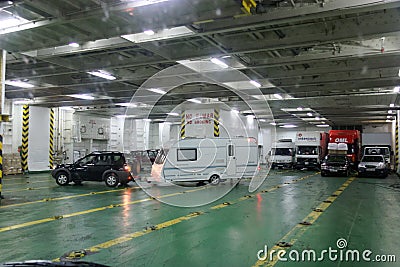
[
  {"x1": 273, "y1": 93, "x2": 283, "y2": 99},
  {"x1": 121, "y1": 26, "x2": 193, "y2": 44},
  {"x1": 387, "y1": 115, "x2": 392, "y2": 119},
  {"x1": 259, "y1": 119, "x2": 266, "y2": 122},
  {"x1": 280, "y1": 124, "x2": 298, "y2": 128},
  {"x1": 68, "y1": 94, "x2": 95, "y2": 100},
  {"x1": 116, "y1": 102, "x2": 137, "y2": 107},
  {"x1": 232, "y1": 109, "x2": 240, "y2": 114},
  {"x1": 5, "y1": 80, "x2": 34, "y2": 88},
  {"x1": 315, "y1": 116, "x2": 320, "y2": 120},
  {"x1": 394, "y1": 86, "x2": 400, "y2": 93},
  {"x1": 68, "y1": 42, "x2": 79, "y2": 48},
  {"x1": 390, "y1": 103, "x2": 395, "y2": 107},
  {"x1": 246, "y1": 115, "x2": 255, "y2": 119},
  {"x1": 316, "y1": 124, "x2": 330, "y2": 128},
  {"x1": 147, "y1": 88, "x2": 166, "y2": 95},
  {"x1": 307, "y1": 112, "x2": 313, "y2": 117},
  {"x1": 0, "y1": 16, "x2": 28, "y2": 30},
  {"x1": 221, "y1": 55, "x2": 231, "y2": 58},
  {"x1": 60, "y1": 106, "x2": 75, "y2": 111},
  {"x1": 166, "y1": 112, "x2": 179, "y2": 116},
  {"x1": 143, "y1": 118, "x2": 152, "y2": 122},
  {"x1": 388, "y1": 110, "x2": 393, "y2": 114},
  {"x1": 386, "y1": 120, "x2": 393, "y2": 122},
  {"x1": 210, "y1": 57, "x2": 228, "y2": 68},
  {"x1": 188, "y1": 98, "x2": 202, "y2": 104},
  {"x1": 14, "y1": 99, "x2": 33, "y2": 105},
  {"x1": 270, "y1": 122, "x2": 277, "y2": 126},
  {"x1": 87, "y1": 70, "x2": 116, "y2": 80},
  {"x1": 120, "y1": 0, "x2": 168, "y2": 7},
  {"x1": 250, "y1": 80, "x2": 261, "y2": 88},
  {"x1": 281, "y1": 108, "x2": 312, "y2": 112},
  {"x1": 143, "y1": 29, "x2": 155, "y2": 35}
]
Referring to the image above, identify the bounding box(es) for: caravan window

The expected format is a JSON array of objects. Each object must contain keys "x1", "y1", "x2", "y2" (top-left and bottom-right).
[
  {"x1": 228, "y1": 144, "x2": 234, "y2": 156},
  {"x1": 177, "y1": 148, "x2": 197, "y2": 161}
]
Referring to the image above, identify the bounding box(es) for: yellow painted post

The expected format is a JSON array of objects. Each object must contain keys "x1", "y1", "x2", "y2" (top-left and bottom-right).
[
  {"x1": 49, "y1": 109, "x2": 55, "y2": 169},
  {"x1": 214, "y1": 109, "x2": 220, "y2": 137},
  {"x1": 21, "y1": 105, "x2": 29, "y2": 173},
  {"x1": 180, "y1": 112, "x2": 185, "y2": 139}
]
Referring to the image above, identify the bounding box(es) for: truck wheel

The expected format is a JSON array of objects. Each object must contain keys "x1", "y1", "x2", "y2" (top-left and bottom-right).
[
  {"x1": 209, "y1": 175, "x2": 220, "y2": 185},
  {"x1": 105, "y1": 173, "x2": 119, "y2": 187},
  {"x1": 55, "y1": 172, "x2": 69, "y2": 186}
]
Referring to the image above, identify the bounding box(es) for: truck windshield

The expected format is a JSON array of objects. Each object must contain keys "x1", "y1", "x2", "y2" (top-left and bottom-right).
[
  {"x1": 297, "y1": 146, "x2": 317, "y2": 155},
  {"x1": 273, "y1": 148, "x2": 292, "y2": 156},
  {"x1": 362, "y1": 156, "x2": 384, "y2": 162},
  {"x1": 364, "y1": 148, "x2": 389, "y2": 155},
  {"x1": 327, "y1": 155, "x2": 346, "y2": 163}
]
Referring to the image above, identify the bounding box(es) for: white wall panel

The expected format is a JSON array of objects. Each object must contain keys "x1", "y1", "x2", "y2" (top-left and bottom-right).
[{"x1": 28, "y1": 106, "x2": 50, "y2": 171}]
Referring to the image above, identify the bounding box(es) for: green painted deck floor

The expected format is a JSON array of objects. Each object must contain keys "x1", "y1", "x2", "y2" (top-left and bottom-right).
[{"x1": 0, "y1": 170, "x2": 399, "y2": 266}]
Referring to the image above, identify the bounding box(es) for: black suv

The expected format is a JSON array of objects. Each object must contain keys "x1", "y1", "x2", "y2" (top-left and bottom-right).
[
  {"x1": 320, "y1": 154, "x2": 351, "y2": 177},
  {"x1": 51, "y1": 151, "x2": 133, "y2": 187}
]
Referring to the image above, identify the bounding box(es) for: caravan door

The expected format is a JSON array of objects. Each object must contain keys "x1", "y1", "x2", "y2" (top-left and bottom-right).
[{"x1": 226, "y1": 143, "x2": 236, "y2": 176}]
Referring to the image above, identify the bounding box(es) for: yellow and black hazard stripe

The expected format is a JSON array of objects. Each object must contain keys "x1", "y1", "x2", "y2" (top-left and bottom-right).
[
  {"x1": 396, "y1": 119, "x2": 399, "y2": 171},
  {"x1": 21, "y1": 105, "x2": 29, "y2": 172},
  {"x1": 0, "y1": 134, "x2": 3, "y2": 199},
  {"x1": 214, "y1": 109, "x2": 220, "y2": 137},
  {"x1": 242, "y1": 0, "x2": 257, "y2": 14},
  {"x1": 180, "y1": 112, "x2": 185, "y2": 139},
  {"x1": 49, "y1": 109, "x2": 54, "y2": 169}
]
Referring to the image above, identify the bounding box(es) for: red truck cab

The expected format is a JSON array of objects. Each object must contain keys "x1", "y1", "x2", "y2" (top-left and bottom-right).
[{"x1": 328, "y1": 130, "x2": 361, "y2": 166}]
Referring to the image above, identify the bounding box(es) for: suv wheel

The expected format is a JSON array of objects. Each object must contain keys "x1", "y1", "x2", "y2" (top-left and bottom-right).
[
  {"x1": 105, "y1": 173, "x2": 119, "y2": 187},
  {"x1": 55, "y1": 172, "x2": 70, "y2": 186}
]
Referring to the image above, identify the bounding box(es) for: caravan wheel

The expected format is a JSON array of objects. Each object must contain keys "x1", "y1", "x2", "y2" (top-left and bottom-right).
[{"x1": 209, "y1": 175, "x2": 221, "y2": 185}]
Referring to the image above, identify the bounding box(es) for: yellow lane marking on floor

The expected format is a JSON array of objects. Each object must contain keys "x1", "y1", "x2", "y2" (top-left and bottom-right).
[
  {"x1": 211, "y1": 172, "x2": 317, "y2": 210},
  {"x1": 2, "y1": 175, "x2": 50, "y2": 181},
  {"x1": 52, "y1": 172, "x2": 320, "y2": 261},
  {"x1": 0, "y1": 187, "x2": 141, "y2": 209},
  {"x1": 3, "y1": 186, "x2": 52, "y2": 193},
  {"x1": 252, "y1": 177, "x2": 356, "y2": 267},
  {"x1": 4, "y1": 179, "x2": 52, "y2": 186},
  {"x1": 0, "y1": 186, "x2": 206, "y2": 233},
  {"x1": 0, "y1": 197, "x2": 152, "y2": 233},
  {"x1": 53, "y1": 211, "x2": 203, "y2": 261},
  {"x1": 91, "y1": 212, "x2": 202, "y2": 252}
]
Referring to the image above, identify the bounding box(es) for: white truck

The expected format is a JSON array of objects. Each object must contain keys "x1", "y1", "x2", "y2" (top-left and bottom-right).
[
  {"x1": 294, "y1": 131, "x2": 328, "y2": 170},
  {"x1": 268, "y1": 139, "x2": 294, "y2": 169},
  {"x1": 152, "y1": 137, "x2": 259, "y2": 185},
  {"x1": 361, "y1": 133, "x2": 392, "y2": 169}
]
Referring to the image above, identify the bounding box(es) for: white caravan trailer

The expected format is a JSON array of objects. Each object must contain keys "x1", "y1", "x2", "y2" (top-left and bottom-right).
[{"x1": 153, "y1": 137, "x2": 259, "y2": 185}]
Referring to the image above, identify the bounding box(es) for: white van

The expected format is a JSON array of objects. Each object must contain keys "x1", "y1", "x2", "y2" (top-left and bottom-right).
[{"x1": 152, "y1": 137, "x2": 259, "y2": 185}]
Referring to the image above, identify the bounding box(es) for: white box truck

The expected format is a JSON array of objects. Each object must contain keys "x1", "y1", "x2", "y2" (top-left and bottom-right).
[
  {"x1": 268, "y1": 139, "x2": 294, "y2": 169},
  {"x1": 361, "y1": 132, "x2": 392, "y2": 169},
  {"x1": 294, "y1": 132, "x2": 328, "y2": 170},
  {"x1": 152, "y1": 137, "x2": 259, "y2": 185}
]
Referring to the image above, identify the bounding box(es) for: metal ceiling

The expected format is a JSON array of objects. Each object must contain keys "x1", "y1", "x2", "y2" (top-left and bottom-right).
[{"x1": 1, "y1": 0, "x2": 399, "y2": 127}]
